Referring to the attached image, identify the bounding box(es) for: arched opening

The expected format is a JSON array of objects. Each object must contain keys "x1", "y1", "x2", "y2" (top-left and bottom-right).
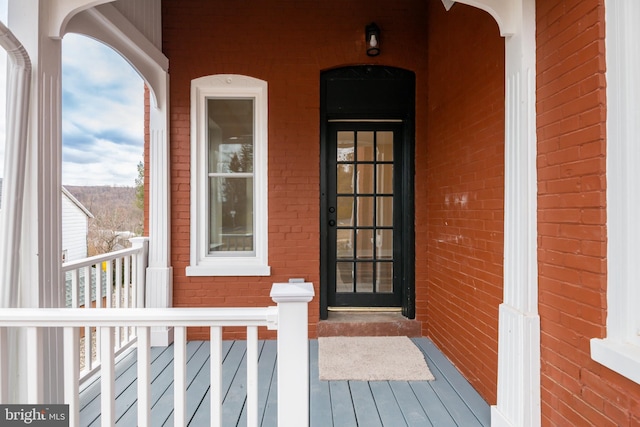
[{"x1": 61, "y1": 33, "x2": 145, "y2": 259}]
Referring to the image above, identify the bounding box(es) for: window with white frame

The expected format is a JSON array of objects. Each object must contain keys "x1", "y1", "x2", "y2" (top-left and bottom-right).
[
  {"x1": 186, "y1": 75, "x2": 270, "y2": 276},
  {"x1": 590, "y1": 0, "x2": 640, "y2": 385}
]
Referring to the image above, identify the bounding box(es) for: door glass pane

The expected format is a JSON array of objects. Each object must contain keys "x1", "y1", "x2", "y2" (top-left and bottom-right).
[
  {"x1": 376, "y1": 164, "x2": 393, "y2": 193},
  {"x1": 336, "y1": 229, "x2": 354, "y2": 259},
  {"x1": 356, "y1": 196, "x2": 374, "y2": 226},
  {"x1": 356, "y1": 262, "x2": 374, "y2": 292},
  {"x1": 337, "y1": 163, "x2": 354, "y2": 194},
  {"x1": 337, "y1": 197, "x2": 354, "y2": 226},
  {"x1": 377, "y1": 262, "x2": 393, "y2": 293},
  {"x1": 376, "y1": 131, "x2": 394, "y2": 161},
  {"x1": 376, "y1": 230, "x2": 393, "y2": 259},
  {"x1": 376, "y1": 196, "x2": 393, "y2": 227},
  {"x1": 357, "y1": 164, "x2": 374, "y2": 194},
  {"x1": 337, "y1": 131, "x2": 355, "y2": 161},
  {"x1": 358, "y1": 131, "x2": 374, "y2": 161},
  {"x1": 356, "y1": 229, "x2": 374, "y2": 259},
  {"x1": 208, "y1": 176, "x2": 254, "y2": 252},
  {"x1": 336, "y1": 262, "x2": 353, "y2": 292}
]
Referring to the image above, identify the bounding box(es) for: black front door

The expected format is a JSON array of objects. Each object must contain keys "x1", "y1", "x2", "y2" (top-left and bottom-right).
[
  {"x1": 320, "y1": 65, "x2": 415, "y2": 319},
  {"x1": 326, "y1": 123, "x2": 403, "y2": 308}
]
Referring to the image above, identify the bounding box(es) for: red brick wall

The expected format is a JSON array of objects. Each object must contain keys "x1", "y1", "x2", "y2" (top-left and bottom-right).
[
  {"x1": 162, "y1": 0, "x2": 429, "y2": 340},
  {"x1": 423, "y1": 3, "x2": 504, "y2": 404},
  {"x1": 537, "y1": 0, "x2": 640, "y2": 425}
]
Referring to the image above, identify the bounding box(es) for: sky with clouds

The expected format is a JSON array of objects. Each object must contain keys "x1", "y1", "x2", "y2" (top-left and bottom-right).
[
  {"x1": 0, "y1": 1, "x2": 144, "y2": 187},
  {"x1": 61, "y1": 34, "x2": 144, "y2": 186}
]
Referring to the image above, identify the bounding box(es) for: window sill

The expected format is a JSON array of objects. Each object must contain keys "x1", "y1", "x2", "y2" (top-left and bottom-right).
[
  {"x1": 186, "y1": 263, "x2": 271, "y2": 277},
  {"x1": 590, "y1": 338, "x2": 640, "y2": 385}
]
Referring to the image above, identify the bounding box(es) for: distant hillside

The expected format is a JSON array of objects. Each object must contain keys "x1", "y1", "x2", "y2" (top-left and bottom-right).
[
  {"x1": 64, "y1": 185, "x2": 137, "y2": 216},
  {"x1": 65, "y1": 186, "x2": 143, "y2": 253}
]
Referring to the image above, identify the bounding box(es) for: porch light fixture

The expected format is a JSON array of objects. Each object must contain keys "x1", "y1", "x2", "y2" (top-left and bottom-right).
[{"x1": 365, "y1": 23, "x2": 380, "y2": 56}]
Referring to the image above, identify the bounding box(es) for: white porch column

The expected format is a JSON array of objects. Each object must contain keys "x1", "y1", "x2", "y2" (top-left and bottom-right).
[
  {"x1": 9, "y1": 0, "x2": 65, "y2": 403},
  {"x1": 492, "y1": 0, "x2": 540, "y2": 426},
  {"x1": 146, "y1": 71, "x2": 173, "y2": 346},
  {"x1": 270, "y1": 282, "x2": 315, "y2": 427}
]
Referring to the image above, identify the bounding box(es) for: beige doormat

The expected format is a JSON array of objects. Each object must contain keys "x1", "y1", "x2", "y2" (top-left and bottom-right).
[{"x1": 318, "y1": 336, "x2": 435, "y2": 381}]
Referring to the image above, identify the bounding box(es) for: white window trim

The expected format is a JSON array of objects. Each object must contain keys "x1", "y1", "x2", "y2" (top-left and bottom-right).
[
  {"x1": 186, "y1": 75, "x2": 270, "y2": 276},
  {"x1": 590, "y1": 0, "x2": 640, "y2": 385}
]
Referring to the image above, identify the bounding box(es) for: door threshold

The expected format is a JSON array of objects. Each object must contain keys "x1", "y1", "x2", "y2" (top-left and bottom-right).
[{"x1": 327, "y1": 307, "x2": 402, "y2": 312}]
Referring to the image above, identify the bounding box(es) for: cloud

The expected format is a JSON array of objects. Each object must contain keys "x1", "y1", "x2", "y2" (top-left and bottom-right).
[{"x1": 62, "y1": 34, "x2": 144, "y2": 186}]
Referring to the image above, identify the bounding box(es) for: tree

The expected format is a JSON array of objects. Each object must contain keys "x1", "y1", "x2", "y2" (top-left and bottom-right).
[
  {"x1": 135, "y1": 161, "x2": 144, "y2": 211},
  {"x1": 87, "y1": 206, "x2": 131, "y2": 255}
]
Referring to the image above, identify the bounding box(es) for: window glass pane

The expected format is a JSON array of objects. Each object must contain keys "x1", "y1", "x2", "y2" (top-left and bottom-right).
[
  {"x1": 208, "y1": 99, "x2": 254, "y2": 173},
  {"x1": 208, "y1": 176, "x2": 254, "y2": 253}
]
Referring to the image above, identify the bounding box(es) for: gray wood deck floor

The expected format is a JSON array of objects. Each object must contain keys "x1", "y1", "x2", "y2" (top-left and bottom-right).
[{"x1": 79, "y1": 338, "x2": 490, "y2": 426}]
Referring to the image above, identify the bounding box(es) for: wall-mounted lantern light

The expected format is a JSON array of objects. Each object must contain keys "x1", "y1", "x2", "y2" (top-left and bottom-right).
[{"x1": 365, "y1": 23, "x2": 380, "y2": 56}]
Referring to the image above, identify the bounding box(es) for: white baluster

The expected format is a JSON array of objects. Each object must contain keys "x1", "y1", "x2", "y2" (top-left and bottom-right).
[
  {"x1": 64, "y1": 327, "x2": 79, "y2": 427},
  {"x1": 174, "y1": 326, "x2": 187, "y2": 427},
  {"x1": 100, "y1": 327, "x2": 115, "y2": 427},
  {"x1": 26, "y1": 327, "x2": 42, "y2": 404},
  {"x1": 210, "y1": 327, "x2": 222, "y2": 427},
  {"x1": 246, "y1": 326, "x2": 258, "y2": 427},
  {"x1": 137, "y1": 327, "x2": 151, "y2": 427}
]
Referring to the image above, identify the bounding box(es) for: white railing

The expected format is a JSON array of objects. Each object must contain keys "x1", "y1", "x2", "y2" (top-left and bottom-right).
[
  {"x1": 0, "y1": 282, "x2": 314, "y2": 427},
  {"x1": 62, "y1": 237, "x2": 148, "y2": 381}
]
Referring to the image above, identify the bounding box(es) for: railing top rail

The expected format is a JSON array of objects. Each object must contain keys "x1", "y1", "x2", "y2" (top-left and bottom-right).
[
  {"x1": 62, "y1": 246, "x2": 144, "y2": 272},
  {"x1": 0, "y1": 307, "x2": 278, "y2": 329}
]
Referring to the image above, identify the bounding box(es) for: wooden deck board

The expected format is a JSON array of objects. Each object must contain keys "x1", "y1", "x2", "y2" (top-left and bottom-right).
[
  {"x1": 150, "y1": 340, "x2": 210, "y2": 426},
  {"x1": 309, "y1": 340, "x2": 333, "y2": 427},
  {"x1": 368, "y1": 381, "x2": 408, "y2": 427},
  {"x1": 329, "y1": 381, "x2": 358, "y2": 427},
  {"x1": 113, "y1": 344, "x2": 177, "y2": 426},
  {"x1": 389, "y1": 381, "x2": 433, "y2": 427},
  {"x1": 409, "y1": 381, "x2": 458, "y2": 427},
  {"x1": 413, "y1": 338, "x2": 491, "y2": 426},
  {"x1": 79, "y1": 337, "x2": 490, "y2": 427},
  {"x1": 349, "y1": 382, "x2": 383, "y2": 427}
]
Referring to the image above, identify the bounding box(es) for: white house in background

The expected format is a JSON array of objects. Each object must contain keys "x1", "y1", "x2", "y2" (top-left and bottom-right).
[
  {"x1": 61, "y1": 187, "x2": 93, "y2": 262},
  {"x1": 1, "y1": 181, "x2": 93, "y2": 262}
]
